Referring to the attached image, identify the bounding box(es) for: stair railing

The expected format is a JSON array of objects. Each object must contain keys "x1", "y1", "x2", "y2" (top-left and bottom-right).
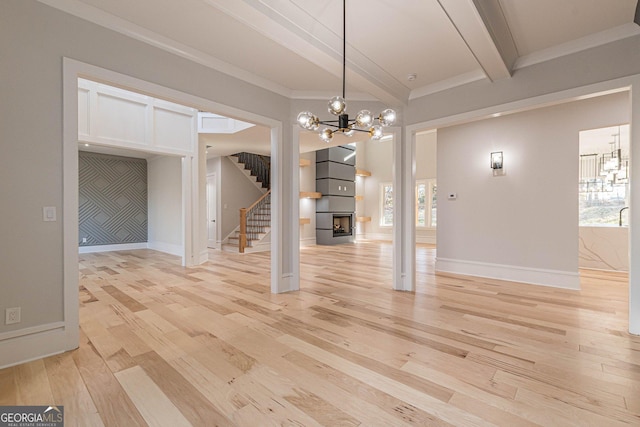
[
  {"x1": 239, "y1": 189, "x2": 271, "y2": 253},
  {"x1": 233, "y1": 152, "x2": 270, "y2": 189}
]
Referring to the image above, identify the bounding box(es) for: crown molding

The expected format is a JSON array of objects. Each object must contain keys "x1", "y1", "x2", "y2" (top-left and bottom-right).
[
  {"x1": 291, "y1": 90, "x2": 378, "y2": 102},
  {"x1": 409, "y1": 69, "x2": 486, "y2": 100},
  {"x1": 514, "y1": 23, "x2": 640, "y2": 70},
  {"x1": 37, "y1": 0, "x2": 293, "y2": 98}
]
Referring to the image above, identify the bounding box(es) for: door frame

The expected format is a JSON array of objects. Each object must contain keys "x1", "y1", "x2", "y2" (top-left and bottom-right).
[{"x1": 206, "y1": 173, "x2": 219, "y2": 249}]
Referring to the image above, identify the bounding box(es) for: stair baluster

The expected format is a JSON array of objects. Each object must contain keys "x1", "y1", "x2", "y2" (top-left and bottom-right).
[
  {"x1": 232, "y1": 152, "x2": 270, "y2": 189},
  {"x1": 238, "y1": 190, "x2": 271, "y2": 253}
]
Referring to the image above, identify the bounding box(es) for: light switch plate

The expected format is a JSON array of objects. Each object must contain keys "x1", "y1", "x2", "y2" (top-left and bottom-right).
[{"x1": 43, "y1": 206, "x2": 57, "y2": 221}]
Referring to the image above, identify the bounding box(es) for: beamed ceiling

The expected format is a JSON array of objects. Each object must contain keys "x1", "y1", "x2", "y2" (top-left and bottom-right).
[{"x1": 47, "y1": 0, "x2": 640, "y2": 155}]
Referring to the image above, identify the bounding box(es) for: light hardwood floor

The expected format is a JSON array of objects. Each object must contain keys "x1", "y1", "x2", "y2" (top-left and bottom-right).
[{"x1": 1, "y1": 242, "x2": 639, "y2": 426}]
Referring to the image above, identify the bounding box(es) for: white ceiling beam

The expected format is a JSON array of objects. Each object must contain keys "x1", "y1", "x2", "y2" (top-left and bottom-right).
[
  {"x1": 437, "y1": 0, "x2": 517, "y2": 81},
  {"x1": 205, "y1": 0, "x2": 409, "y2": 106}
]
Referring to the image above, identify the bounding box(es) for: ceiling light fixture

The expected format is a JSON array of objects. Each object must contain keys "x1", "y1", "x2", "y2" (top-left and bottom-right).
[{"x1": 297, "y1": 0, "x2": 396, "y2": 143}]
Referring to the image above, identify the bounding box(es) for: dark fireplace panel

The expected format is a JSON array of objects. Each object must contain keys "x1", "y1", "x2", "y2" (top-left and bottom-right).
[
  {"x1": 316, "y1": 213, "x2": 354, "y2": 245},
  {"x1": 315, "y1": 145, "x2": 356, "y2": 246}
]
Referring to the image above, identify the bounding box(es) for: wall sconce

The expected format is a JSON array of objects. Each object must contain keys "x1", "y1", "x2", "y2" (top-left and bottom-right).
[{"x1": 490, "y1": 151, "x2": 503, "y2": 170}]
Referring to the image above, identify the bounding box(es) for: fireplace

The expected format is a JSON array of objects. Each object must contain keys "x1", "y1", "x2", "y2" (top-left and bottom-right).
[
  {"x1": 315, "y1": 145, "x2": 356, "y2": 245},
  {"x1": 333, "y1": 214, "x2": 352, "y2": 237}
]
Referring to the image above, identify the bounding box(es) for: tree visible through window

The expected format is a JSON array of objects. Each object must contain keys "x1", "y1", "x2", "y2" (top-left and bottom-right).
[
  {"x1": 579, "y1": 125, "x2": 629, "y2": 226},
  {"x1": 381, "y1": 184, "x2": 393, "y2": 226},
  {"x1": 381, "y1": 180, "x2": 437, "y2": 227}
]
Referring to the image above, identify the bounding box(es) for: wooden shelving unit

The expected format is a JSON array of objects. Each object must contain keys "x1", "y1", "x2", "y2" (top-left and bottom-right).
[
  {"x1": 355, "y1": 169, "x2": 371, "y2": 177},
  {"x1": 356, "y1": 216, "x2": 372, "y2": 223},
  {"x1": 355, "y1": 195, "x2": 364, "y2": 201},
  {"x1": 299, "y1": 158, "x2": 311, "y2": 167},
  {"x1": 299, "y1": 217, "x2": 311, "y2": 225},
  {"x1": 299, "y1": 191, "x2": 322, "y2": 199}
]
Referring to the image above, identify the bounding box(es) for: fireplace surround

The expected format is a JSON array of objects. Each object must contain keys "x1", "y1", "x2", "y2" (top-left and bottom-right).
[{"x1": 316, "y1": 145, "x2": 356, "y2": 245}]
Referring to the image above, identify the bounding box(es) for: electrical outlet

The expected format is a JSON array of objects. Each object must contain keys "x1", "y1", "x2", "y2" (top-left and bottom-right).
[{"x1": 6, "y1": 307, "x2": 21, "y2": 325}]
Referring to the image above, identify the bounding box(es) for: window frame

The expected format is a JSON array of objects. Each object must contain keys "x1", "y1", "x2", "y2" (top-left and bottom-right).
[
  {"x1": 416, "y1": 179, "x2": 437, "y2": 229},
  {"x1": 379, "y1": 180, "x2": 437, "y2": 228},
  {"x1": 380, "y1": 182, "x2": 394, "y2": 227}
]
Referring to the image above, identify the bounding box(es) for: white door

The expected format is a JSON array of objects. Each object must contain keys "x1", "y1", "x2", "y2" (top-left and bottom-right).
[{"x1": 206, "y1": 174, "x2": 217, "y2": 248}]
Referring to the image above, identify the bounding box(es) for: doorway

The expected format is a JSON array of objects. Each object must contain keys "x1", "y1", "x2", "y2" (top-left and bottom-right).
[
  {"x1": 207, "y1": 173, "x2": 217, "y2": 248},
  {"x1": 578, "y1": 124, "x2": 630, "y2": 272}
]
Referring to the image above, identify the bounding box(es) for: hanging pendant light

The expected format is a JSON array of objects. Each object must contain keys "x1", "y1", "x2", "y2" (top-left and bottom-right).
[{"x1": 297, "y1": 0, "x2": 396, "y2": 142}]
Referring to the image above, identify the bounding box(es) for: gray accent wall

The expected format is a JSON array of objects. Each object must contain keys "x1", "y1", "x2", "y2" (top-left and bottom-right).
[{"x1": 79, "y1": 152, "x2": 148, "y2": 246}]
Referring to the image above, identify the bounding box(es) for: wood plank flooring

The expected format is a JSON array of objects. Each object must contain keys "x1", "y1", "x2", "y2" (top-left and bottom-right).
[{"x1": 2, "y1": 242, "x2": 640, "y2": 426}]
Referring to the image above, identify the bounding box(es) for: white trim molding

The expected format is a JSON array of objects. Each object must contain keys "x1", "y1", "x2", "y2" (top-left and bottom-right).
[
  {"x1": 79, "y1": 242, "x2": 148, "y2": 253},
  {"x1": 0, "y1": 322, "x2": 68, "y2": 369},
  {"x1": 435, "y1": 257, "x2": 580, "y2": 290},
  {"x1": 299, "y1": 237, "x2": 317, "y2": 247},
  {"x1": 147, "y1": 241, "x2": 184, "y2": 257}
]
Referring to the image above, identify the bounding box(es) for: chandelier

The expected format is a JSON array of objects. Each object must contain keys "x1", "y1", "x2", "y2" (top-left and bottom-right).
[{"x1": 297, "y1": 0, "x2": 396, "y2": 142}]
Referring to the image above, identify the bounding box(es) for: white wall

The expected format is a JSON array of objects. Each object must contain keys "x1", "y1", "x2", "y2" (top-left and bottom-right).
[
  {"x1": 218, "y1": 157, "x2": 264, "y2": 239},
  {"x1": 360, "y1": 139, "x2": 393, "y2": 240},
  {"x1": 147, "y1": 156, "x2": 183, "y2": 255},
  {"x1": 356, "y1": 133, "x2": 437, "y2": 243},
  {"x1": 436, "y1": 91, "x2": 629, "y2": 288},
  {"x1": 0, "y1": 1, "x2": 291, "y2": 367},
  {"x1": 415, "y1": 131, "x2": 437, "y2": 243}
]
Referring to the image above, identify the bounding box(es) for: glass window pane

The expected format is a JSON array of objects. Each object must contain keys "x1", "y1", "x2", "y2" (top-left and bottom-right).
[
  {"x1": 417, "y1": 183, "x2": 426, "y2": 226},
  {"x1": 382, "y1": 184, "x2": 393, "y2": 226},
  {"x1": 417, "y1": 205, "x2": 426, "y2": 226},
  {"x1": 578, "y1": 124, "x2": 629, "y2": 226},
  {"x1": 431, "y1": 184, "x2": 437, "y2": 227}
]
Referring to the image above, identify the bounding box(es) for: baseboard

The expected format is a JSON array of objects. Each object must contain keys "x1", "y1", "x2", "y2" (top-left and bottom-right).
[
  {"x1": 357, "y1": 233, "x2": 435, "y2": 244},
  {"x1": 147, "y1": 241, "x2": 183, "y2": 256},
  {"x1": 79, "y1": 242, "x2": 147, "y2": 253},
  {"x1": 299, "y1": 237, "x2": 317, "y2": 247},
  {"x1": 0, "y1": 322, "x2": 75, "y2": 369},
  {"x1": 435, "y1": 257, "x2": 580, "y2": 290},
  {"x1": 244, "y1": 240, "x2": 271, "y2": 253},
  {"x1": 359, "y1": 233, "x2": 392, "y2": 242},
  {"x1": 416, "y1": 235, "x2": 436, "y2": 244},
  {"x1": 199, "y1": 249, "x2": 209, "y2": 264}
]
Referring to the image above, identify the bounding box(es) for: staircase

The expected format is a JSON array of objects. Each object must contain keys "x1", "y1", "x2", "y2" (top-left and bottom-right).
[
  {"x1": 223, "y1": 153, "x2": 271, "y2": 253},
  {"x1": 230, "y1": 152, "x2": 270, "y2": 191}
]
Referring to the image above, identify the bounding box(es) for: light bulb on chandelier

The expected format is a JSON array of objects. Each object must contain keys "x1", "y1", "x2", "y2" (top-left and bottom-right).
[{"x1": 296, "y1": 0, "x2": 396, "y2": 143}]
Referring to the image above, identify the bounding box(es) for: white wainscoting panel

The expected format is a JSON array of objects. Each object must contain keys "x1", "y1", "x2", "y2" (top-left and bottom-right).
[{"x1": 436, "y1": 257, "x2": 580, "y2": 289}]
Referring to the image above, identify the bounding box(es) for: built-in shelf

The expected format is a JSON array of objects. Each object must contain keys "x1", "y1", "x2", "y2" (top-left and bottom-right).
[
  {"x1": 299, "y1": 158, "x2": 311, "y2": 167},
  {"x1": 356, "y1": 216, "x2": 372, "y2": 223},
  {"x1": 299, "y1": 217, "x2": 311, "y2": 225},
  {"x1": 355, "y1": 195, "x2": 364, "y2": 201},
  {"x1": 355, "y1": 169, "x2": 371, "y2": 177},
  {"x1": 300, "y1": 191, "x2": 322, "y2": 199}
]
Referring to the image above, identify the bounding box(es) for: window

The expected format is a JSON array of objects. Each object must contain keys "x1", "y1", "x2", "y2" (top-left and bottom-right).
[
  {"x1": 431, "y1": 183, "x2": 437, "y2": 227},
  {"x1": 381, "y1": 183, "x2": 394, "y2": 226},
  {"x1": 579, "y1": 125, "x2": 629, "y2": 226},
  {"x1": 417, "y1": 180, "x2": 436, "y2": 228},
  {"x1": 380, "y1": 180, "x2": 437, "y2": 228}
]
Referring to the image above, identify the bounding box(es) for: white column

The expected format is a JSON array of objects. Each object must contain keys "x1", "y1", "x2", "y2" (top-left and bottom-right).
[
  {"x1": 393, "y1": 127, "x2": 416, "y2": 291},
  {"x1": 197, "y1": 139, "x2": 208, "y2": 264},
  {"x1": 630, "y1": 85, "x2": 640, "y2": 335},
  {"x1": 181, "y1": 155, "x2": 194, "y2": 267},
  {"x1": 270, "y1": 124, "x2": 300, "y2": 293}
]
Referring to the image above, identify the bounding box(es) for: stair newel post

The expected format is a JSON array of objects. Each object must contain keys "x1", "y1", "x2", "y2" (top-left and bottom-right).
[{"x1": 239, "y1": 208, "x2": 247, "y2": 253}]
